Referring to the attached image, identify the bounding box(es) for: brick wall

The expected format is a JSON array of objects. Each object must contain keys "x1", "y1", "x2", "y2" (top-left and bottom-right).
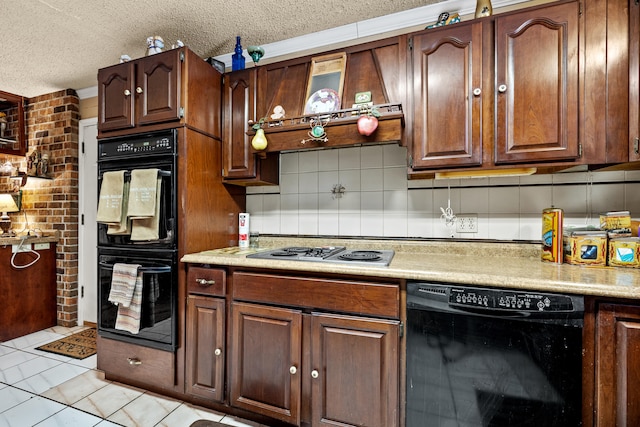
[{"x1": 6, "y1": 89, "x2": 80, "y2": 327}]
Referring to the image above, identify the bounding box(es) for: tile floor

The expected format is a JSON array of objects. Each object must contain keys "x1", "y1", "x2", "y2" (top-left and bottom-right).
[{"x1": 0, "y1": 326, "x2": 268, "y2": 427}]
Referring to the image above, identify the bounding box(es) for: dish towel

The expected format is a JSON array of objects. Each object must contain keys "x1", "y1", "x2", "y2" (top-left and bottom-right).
[
  {"x1": 97, "y1": 171, "x2": 125, "y2": 224},
  {"x1": 108, "y1": 263, "x2": 143, "y2": 334},
  {"x1": 131, "y1": 178, "x2": 162, "y2": 241},
  {"x1": 127, "y1": 168, "x2": 159, "y2": 218},
  {"x1": 107, "y1": 180, "x2": 131, "y2": 235}
]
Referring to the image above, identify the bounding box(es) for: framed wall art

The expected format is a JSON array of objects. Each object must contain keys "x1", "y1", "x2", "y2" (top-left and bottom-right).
[{"x1": 304, "y1": 52, "x2": 347, "y2": 115}]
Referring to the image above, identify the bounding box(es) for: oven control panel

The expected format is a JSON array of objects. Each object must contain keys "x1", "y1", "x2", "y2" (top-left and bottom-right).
[
  {"x1": 99, "y1": 132, "x2": 175, "y2": 158},
  {"x1": 449, "y1": 287, "x2": 576, "y2": 312}
]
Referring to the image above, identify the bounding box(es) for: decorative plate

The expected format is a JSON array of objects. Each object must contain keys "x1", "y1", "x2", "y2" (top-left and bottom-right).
[{"x1": 304, "y1": 88, "x2": 341, "y2": 115}]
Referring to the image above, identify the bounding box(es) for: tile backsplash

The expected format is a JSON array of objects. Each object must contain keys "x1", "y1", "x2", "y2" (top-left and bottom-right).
[{"x1": 246, "y1": 144, "x2": 640, "y2": 241}]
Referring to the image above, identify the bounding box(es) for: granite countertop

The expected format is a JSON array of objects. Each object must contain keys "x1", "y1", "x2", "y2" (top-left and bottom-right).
[{"x1": 181, "y1": 237, "x2": 640, "y2": 300}]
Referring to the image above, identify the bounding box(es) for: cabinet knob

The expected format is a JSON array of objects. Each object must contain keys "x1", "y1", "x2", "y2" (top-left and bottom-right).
[
  {"x1": 214, "y1": 348, "x2": 222, "y2": 356},
  {"x1": 473, "y1": 88, "x2": 482, "y2": 96},
  {"x1": 498, "y1": 84, "x2": 508, "y2": 93},
  {"x1": 127, "y1": 357, "x2": 142, "y2": 365},
  {"x1": 311, "y1": 369, "x2": 319, "y2": 379},
  {"x1": 289, "y1": 366, "x2": 297, "y2": 375},
  {"x1": 136, "y1": 87, "x2": 143, "y2": 94},
  {"x1": 196, "y1": 278, "x2": 215, "y2": 286},
  {"x1": 124, "y1": 89, "x2": 131, "y2": 96}
]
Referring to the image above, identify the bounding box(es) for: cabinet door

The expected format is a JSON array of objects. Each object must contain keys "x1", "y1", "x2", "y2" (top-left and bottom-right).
[
  {"x1": 631, "y1": 0, "x2": 640, "y2": 162},
  {"x1": 596, "y1": 303, "x2": 640, "y2": 426},
  {"x1": 185, "y1": 295, "x2": 225, "y2": 402},
  {"x1": 230, "y1": 302, "x2": 302, "y2": 425},
  {"x1": 222, "y1": 69, "x2": 257, "y2": 179},
  {"x1": 411, "y1": 22, "x2": 483, "y2": 169},
  {"x1": 98, "y1": 62, "x2": 135, "y2": 132},
  {"x1": 311, "y1": 313, "x2": 399, "y2": 427},
  {"x1": 136, "y1": 50, "x2": 182, "y2": 126},
  {"x1": 495, "y1": 1, "x2": 579, "y2": 163}
]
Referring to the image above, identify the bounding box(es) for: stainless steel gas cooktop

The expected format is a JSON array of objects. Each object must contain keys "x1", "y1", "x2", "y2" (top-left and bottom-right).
[{"x1": 246, "y1": 246, "x2": 395, "y2": 267}]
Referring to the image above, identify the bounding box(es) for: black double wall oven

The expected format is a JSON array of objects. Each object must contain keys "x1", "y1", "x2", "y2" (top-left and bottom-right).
[{"x1": 97, "y1": 130, "x2": 178, "y2": 351}]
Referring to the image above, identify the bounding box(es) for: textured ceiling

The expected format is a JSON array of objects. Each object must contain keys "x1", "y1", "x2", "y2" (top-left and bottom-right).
[{"x1": 0, "y1": 0, "x2": 449, "y2": 98}]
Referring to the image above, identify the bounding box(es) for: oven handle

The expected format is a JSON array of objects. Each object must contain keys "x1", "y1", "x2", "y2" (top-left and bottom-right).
[{"x1": 99, "y1": 262, "x2": 172, "y2": 274}]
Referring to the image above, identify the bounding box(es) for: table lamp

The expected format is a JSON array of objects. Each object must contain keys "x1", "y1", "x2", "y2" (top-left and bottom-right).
[{"x1": 0, "y1": 194, "x2": 19, "y2": 236}]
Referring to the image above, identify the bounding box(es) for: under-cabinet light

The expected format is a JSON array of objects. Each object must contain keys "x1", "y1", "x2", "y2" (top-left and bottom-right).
[{"x1": 435, "y1": 167, "x2": 537, "y2": 180}]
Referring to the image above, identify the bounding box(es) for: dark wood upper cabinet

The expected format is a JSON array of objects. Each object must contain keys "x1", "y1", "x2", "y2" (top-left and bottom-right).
[
  {"x1": 494, "y1": 1, "x2": 580, "y2": 164},
  {"x1": 410, "y1": 21, "x2": 484, "y2": 169},
  {"x1": 223, "y1": 69, "x2": 256, "y2": 179},
  {"x1": 98, "y1": 47, "x2": 222, "y2": 139},
  {"x1": 0, "y1": 90, "x2": 26, "y2": 157},
  {"x1": 630, "y1": 0, "x2": 639, "y2": 163}
]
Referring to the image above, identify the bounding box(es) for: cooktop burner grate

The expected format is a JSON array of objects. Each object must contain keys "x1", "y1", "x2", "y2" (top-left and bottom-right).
[{"x1": 338, "y1": 251, "x2": 383, "y2": 261}]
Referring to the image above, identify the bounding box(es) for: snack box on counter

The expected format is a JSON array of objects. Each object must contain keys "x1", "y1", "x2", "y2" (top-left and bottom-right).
[
  {"x1": 600, "y1": 211, "x2": 631, "y2": 230},
  {"x1": 608, "y1": 237, "x2": 640, "y2": 268},
  {"x1": 563, "y1": 228, "x2": 608, "y2": 266}
]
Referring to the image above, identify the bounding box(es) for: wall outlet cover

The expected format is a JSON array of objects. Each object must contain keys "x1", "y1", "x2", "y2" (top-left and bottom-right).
[{"x1": 456, "y1": 214, "x2": 478, "y2": 233}]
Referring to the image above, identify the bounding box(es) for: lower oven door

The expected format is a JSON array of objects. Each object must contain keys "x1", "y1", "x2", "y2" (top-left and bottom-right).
[
  {"x1": 98, "y1": 251, "x2": 177, "y2": 351},
  {"x1": 406, "y1": 282, "x2": 584, "y2": 427}
]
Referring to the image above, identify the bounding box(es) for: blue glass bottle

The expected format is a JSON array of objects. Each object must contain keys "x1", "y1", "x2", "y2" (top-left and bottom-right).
[{"x1": 232, "y1": 36, "x2": 245, "y2": 71}]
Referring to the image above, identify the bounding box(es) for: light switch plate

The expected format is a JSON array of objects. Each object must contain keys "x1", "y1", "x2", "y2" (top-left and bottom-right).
[{"x1": 34, "y1": 243, "x2": 50, "y2": 250}]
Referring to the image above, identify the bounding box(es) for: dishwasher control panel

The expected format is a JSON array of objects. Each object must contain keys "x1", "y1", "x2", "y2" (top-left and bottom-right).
[{"x1": 449, "y1": 287, "x2": 576, "y2": 312}]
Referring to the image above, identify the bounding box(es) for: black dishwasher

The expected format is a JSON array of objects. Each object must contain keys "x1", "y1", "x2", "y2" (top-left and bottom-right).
[{"x1": 406, "y1": 282, "x2": 584, "y2": 427}]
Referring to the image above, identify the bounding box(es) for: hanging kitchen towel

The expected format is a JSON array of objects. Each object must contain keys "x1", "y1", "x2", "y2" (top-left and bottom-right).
[
  {"x1": 108, "y1": 263, "x2": 141, "y2": 307},
  {"x1": 113, "y1": 269, "x2": 144, "y2": 334},
  {"x1": 107, "y1": 180, "x2": 132, "y2": 235},
  {"x1": 96, "y1": 170, "x2": 125, "y2": 223},
  {"x1": 131, "y1": 178, "x2": 162, "y2": 241},
  {"x1": 127, "y1": 168, "x2": 159, "y2": 218}
]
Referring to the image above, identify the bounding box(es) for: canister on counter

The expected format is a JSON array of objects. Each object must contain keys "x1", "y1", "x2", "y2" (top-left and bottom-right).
[
  {"x1": 239, "y1": 212, "x2": 250, "y2": 248},
  {"x1": 542, "y1": 207, "x2": 563, "y2": 263},
  {"x1": 563, "y1": 228, "x2": 608, "y2": 266},
  {"x1": 608, "y1": 237, "x2": 640, "y2": 268}
]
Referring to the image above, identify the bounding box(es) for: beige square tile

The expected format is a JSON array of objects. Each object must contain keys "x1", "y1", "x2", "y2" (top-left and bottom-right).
[
  {"x1": 107, "y1": 391, "x2": 182, "y2": 427},
  {"x1": 42, "y1": 369, "x2": 109, "y2": 405},
  {"x1": 73, "y1": 382, "x2": 144, "y2": 419}
]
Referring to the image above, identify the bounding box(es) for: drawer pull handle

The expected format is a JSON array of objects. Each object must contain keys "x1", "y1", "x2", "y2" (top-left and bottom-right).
[
  {"x1": 127, "y1": 357, "x2": 142, "y2": 365},
  {"x1": 289, "y1": 366, "x2": 297, "y2": 375},
  {"x1": 214, "y1": 348, "x2": 222, "y2": 356},
  {"x1": 196, "y1": 278, "x2": 215, "y2": 286},
  {"x1": 311, "y1": 369, "x2": 319, "y2": 379},
  {"x1": 498, "y1": 84, "x2": 508, "y2": 93}
]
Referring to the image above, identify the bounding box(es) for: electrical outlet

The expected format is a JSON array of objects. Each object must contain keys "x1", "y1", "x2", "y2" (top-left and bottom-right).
[{"x1": 456, "y1": 214, "x2": 478, "y2": 233}]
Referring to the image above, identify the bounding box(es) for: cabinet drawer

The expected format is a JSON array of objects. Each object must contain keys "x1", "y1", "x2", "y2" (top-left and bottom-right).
[
  {"x1": 232, "y1": 272, "x2": 399, "y2": 318},
  {"x1": 187, "y1": 267, "x2": 226, "y2": 296},
  {"x1": 96, "y1": 336, "x2": 174, "y2": 389}
]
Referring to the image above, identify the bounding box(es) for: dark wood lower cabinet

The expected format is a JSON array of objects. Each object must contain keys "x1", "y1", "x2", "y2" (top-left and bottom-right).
[
  {"x1": 229, "y1": 301, "x2": 399, "y2": 427},
  {"x1": 186, "y1": 295, "x2": 226, "y2": 402},
  {"x1": 310, "y1": 313, "x2": 399, "y2": 427},
  {"x1": 230, "y1": 302, "x2": 302, "y2": 425},
  {"x1": 594, "y1": 303, "x2": 640, "y2": 426}
]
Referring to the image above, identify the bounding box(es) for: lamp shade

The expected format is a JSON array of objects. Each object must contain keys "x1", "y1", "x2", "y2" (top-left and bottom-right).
[{"x1": 0, "y1": 194, "x2": 19, "y2": 213}]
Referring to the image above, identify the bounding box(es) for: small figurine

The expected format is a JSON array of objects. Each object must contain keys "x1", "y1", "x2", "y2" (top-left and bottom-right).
[
  {"x1": 146, "y1": 36, "x2": 165, "y2": 55},
  {"x1": 270, "y1": 105, "x2": 285, "y2": 120},
  {"x1": 119, "y1": 55, "x2": 131, "y2": 63}
]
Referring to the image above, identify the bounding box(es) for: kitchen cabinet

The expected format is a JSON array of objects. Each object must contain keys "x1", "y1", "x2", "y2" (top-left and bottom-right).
[
  {"x1": 592, "y1": 302, "x2": 640, "y2": 425},
  {"x1": 185, "y1": 267, "x2": 226, "y2": 402},
  {"x1": 97, "y1": 47, "x2": 222, "y2": 139},
  {"x1": 630, "y1": 0, "x2": 639, "y2": 163},
  {"x1": 230, "y1": 272, "x2": 400, "y2": 427},
  {"x1": 222, "y1": 68, "x2": 278, "y2": 186},
  {"x1": 409, "y1": 1, "x2": 580, "y2": 172},
  {"x1": 0, "y1": 241, "x2": 56, "y2": 341},
  {"x1": 409, "y1": 21, "x2": 484, "y2": 169},
  {"x1": 0, "y1": 90, "x2": 26, "y2": 157},
  {"x1": 96, "y1": 335, "x2": 176, "y2": 390}
]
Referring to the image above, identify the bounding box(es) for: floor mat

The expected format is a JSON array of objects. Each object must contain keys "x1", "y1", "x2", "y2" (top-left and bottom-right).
[{"x1": 35, "y1": 328, "x2": 97, "y2": 359}]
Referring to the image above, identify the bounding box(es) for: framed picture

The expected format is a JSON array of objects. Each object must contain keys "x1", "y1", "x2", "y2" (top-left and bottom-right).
[{"x1": 304, "y1": 53, "x2": 347, "y2": 115}]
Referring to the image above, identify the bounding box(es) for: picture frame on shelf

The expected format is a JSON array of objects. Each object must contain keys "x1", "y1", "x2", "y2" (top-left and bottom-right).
[{"x1": 304, "y1": 53, "x2": 347, "y2": 115}]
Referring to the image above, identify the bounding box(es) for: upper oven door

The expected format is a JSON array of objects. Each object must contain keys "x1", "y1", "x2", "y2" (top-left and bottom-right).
[{"x1": 97, "y1": 155, "x2": 176, "y2": 250}]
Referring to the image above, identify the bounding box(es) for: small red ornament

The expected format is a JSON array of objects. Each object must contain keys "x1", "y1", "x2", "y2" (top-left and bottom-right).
[{"x1": 357, "y1": 115, "x2": 379, "y2": 136}]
